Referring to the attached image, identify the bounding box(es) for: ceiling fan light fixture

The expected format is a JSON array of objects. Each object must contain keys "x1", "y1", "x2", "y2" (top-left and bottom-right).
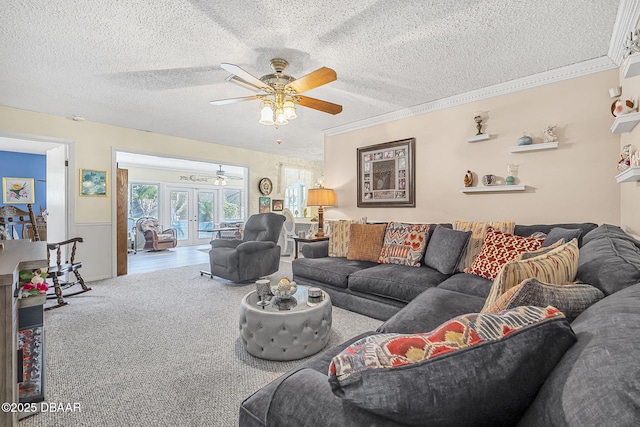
[
  {"x1": 283, "y1": 99, "x2": 297, "y2": 120},
  {"x1": 275, "y1": 107, "x2": 288, "y2": 126},
  {"x1": 259, "y1": 102, "x2": 275, "y2": 126}
]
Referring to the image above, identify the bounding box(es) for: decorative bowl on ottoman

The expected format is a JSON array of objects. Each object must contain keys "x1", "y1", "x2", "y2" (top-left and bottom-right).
[{"x1": 271, "y1": 277, "x2": 297, "y2": 299}]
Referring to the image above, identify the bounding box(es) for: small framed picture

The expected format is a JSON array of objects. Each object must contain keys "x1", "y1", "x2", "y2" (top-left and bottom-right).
[
  {"x1": 259, "y1": 197, "x2": 271, "y2": 213},
  {"x1": 80, "y1": 169, "x2": 108, "y2": 196},
  {"x1": 2, "y1": 177, "x2": 35, "y2": 204},
  {"x1": 272, "y1": 199, "x2": 284, "y2": 211}
]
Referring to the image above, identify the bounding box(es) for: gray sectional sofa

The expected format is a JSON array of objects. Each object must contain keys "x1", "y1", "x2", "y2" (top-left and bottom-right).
[{"x1": 240, "y1": 223, "x2": 640, "y2": 426}]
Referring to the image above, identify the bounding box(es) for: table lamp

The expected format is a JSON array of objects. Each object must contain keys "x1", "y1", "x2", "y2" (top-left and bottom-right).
[{"x1": 306, "y1": 188, "x2": 336, "y2": 238}]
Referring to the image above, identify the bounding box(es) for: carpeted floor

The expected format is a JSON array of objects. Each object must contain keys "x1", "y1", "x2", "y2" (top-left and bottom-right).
[{"x1": 20, "y1": 263, "x2": 382, "y2": 427}]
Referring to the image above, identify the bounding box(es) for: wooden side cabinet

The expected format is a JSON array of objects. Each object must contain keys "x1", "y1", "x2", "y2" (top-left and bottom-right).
[{"x1": 0, "y1": 240, "x2": 47, "y2": 427}]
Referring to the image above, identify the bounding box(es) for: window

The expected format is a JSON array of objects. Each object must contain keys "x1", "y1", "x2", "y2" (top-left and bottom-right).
[
  {"x1": 129, "y1": 183, "x2": 159, "y2": 219},
  {"x1": 281, "y1": 164, "x2": 317, "y2": 217},
  {"x1": 223, "y1": 188, "x2": 244, "y2": 221}
]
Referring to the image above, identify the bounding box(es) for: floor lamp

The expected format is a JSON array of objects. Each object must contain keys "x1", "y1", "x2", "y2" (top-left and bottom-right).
[{"x1": 306, "y1": 188, "x2": 336, "y2": 238}]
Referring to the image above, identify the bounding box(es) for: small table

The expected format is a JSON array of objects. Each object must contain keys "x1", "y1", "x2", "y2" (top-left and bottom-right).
[
  {"x1": 239, "y1": 285, "x2": 332, "y2": 361},
  {"x1": 197, "y1": 227, "x2": 240, "y2": 239},
  {"x1": 292, "y1": 236, "x2": 330, "y2": 259}
]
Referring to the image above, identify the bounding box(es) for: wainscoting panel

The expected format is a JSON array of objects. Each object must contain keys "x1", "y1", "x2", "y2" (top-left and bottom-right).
[{"x1": 72, "y1": 223, "x2": 112, "y2": 282}]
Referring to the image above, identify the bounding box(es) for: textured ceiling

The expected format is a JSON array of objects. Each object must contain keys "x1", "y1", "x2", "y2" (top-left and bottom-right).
[{"x1": 0, "y1": 0, "x2": 631, "y2": 161}]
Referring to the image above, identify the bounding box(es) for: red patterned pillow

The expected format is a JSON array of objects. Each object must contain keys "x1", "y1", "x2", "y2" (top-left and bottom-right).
[
  {"x1": 378, "y1": 222, "x2": 430, "y2": 267},
  {"x1": 464, "y1": 227, "x2": 544, "y2": 279}
]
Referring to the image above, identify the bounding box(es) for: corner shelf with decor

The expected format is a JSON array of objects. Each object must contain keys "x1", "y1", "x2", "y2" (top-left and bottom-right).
[
  {"x1": 610, "y1": 112, "x2": 640, "y2": 134},
  {"x1": 615, "y1": 166, "x2": 640, "y2": 183},
  {"x1": 460, "y1": 185, "x2": 526, "y2": 193},
  {"x1": 466, "y1": 133, "x2": 491, "y2": 143},
  {"x1": 623, "y1": 54, "x2": 640, "y2": 79}
]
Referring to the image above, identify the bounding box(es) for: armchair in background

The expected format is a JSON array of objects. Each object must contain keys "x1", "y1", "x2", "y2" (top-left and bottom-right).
[
  {"x1": 136, "y1": 217, "x2": 178, "y2": 251},
  {"x1": 207, "y1": 213, "x2": 285, "y2": 282}
]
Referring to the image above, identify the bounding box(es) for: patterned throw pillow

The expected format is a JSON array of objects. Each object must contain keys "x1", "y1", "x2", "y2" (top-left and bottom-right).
[
  {"x1": 328, "y1": 220, "x2": 356, "y2": 257},
  {"x1": 346, "y1": 223, "x2": 388, "y2": 262},
  {"x1": 378, "y1": 222, "x2": 430, "y2": 267},
  {"x1": 453, "y1": 220, "x2": 515, "y2": 272},
  {"x1": 481, "y1": 239, "x2": 580, "y2": 311},
  {"x1": 328, "y1": 306, "x2": 575, "y2": 425},
  {"x1": 464, "y1": 228, "x2": 544, "y2": 280},
  {"x1": 483, "y1": 278, "x2": 605, "y2": 322}
]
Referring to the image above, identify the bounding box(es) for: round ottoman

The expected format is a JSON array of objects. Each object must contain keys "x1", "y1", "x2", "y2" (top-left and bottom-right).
[{"x1": 239, "y1": 285, "x2": 332, "y2": 361}]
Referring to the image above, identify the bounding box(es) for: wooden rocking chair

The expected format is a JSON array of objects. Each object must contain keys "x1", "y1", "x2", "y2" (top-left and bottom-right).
[{"x1": 46, "y1": 237, "x2": 91, "y2": 310}]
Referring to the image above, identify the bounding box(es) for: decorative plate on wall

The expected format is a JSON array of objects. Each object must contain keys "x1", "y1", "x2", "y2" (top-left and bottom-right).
[{"x1": 259, "y1": 178, "x2": 273, "y2": 196}]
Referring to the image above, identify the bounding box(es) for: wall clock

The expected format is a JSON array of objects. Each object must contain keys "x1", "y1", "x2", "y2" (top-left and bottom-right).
[{"x1": 259, "y1": 178, "x2": 273, "y2": 196}]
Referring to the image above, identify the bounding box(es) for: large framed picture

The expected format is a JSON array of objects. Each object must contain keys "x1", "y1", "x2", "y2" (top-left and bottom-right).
[
  {"x1": 357, "y1": 138, "x2": 415, "y2": 207},
  {"x1": 2, "y1": 177, "x2": 35, "y2": 204},
  {"x1": 80, "y1": 169, "x2": 108, "y2": 196}
]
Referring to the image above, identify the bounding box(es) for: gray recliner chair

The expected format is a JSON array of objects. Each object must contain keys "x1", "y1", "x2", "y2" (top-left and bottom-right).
[{"x1": 208, "y1": 213, "x2": 285, "y2": 282}]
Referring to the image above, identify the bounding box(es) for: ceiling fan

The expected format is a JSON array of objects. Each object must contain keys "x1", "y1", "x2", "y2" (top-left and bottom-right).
[{"x1": 210, "y1": 58, "x2": 342, "y2": 126}]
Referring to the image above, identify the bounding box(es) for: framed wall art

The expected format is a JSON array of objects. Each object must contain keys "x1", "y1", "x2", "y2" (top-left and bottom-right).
[
  {"x1": 80, "y1": 169, "x2": 108, "y2": 196},
  {"x1": 2, "y1": 177, "x2": 35, "y2": 204},
  {"x1": 259, "y1": 197, "x2": 271, "y2": 213},
  {"x1": 357, "y1": 138, "x2": 415, "y2": 207},
  {"x1": 272, "y1": 199, "x2": 284, "y2": 211}
]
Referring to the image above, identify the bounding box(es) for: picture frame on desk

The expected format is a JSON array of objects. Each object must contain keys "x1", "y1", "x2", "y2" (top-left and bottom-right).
[{"x1": 357, "y1": 138, "x2": 415, "y2": 207}]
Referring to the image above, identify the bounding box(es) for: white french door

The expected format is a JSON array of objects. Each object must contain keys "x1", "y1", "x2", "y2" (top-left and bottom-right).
[{"x1": 166, "y1": 186, "x2": 219, "y2": 246}]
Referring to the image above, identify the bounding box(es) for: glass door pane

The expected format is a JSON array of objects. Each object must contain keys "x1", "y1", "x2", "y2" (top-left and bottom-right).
[
  {"x1": 197, "y1": 191, "x2": 215, "y2": 241},
  {"x1": 170, "y1": 190, "x2": 189, "y2": 241}
]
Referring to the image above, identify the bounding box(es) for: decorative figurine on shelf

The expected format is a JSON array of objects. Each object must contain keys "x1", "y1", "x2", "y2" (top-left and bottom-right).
[
  {"x1": 506, "y1": 164, "x2": 519, "y2": 186},
  {"x1": 618, "y1": 144, "x2": 633, "y2": 172},
  {"x1": 464, "y1": 170, "x2": 474, "y2": 187},
  {"x1": 517, "y1": 133, "x2": 533, "y2": 146},
  {"x1": 482, "y1": 174, "x2": 496, "y2": 186},
  {"x1": 542, "y1": 125, "x2": 558, "y2": 143},
  {"x1": 473, "y1": 111, "x2": 485, "y2": 135},
  {"x1": 612, "y1": 98, "x2": 637, "y2": 117}
]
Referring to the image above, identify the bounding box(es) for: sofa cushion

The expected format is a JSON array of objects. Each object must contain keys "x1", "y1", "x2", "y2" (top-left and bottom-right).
[
  {"x1": 347, "y1": 223, "x2": 387, "y2": 262},
  {"x1": 349, "y1": 263, "x2": 446, "y2": 303},
  {"x1": 328, "y1": 306, "x2": 576, "y2": 426},
  {"x1": 423, "y1": 225, "x2": 471, "y2": 274},
  {"x1": 576, "y1": 227, "x2": 640, "y2": 295},
  {"x1": 541, "y1": 227, "x2": 582, "y2": 247},
  {"x1": 437, "y1": 273, "x2": 492, "y2": 298},
  {"x1": 517, "y1": 238, "x2": 564, "y2": 260},
  {"x1": 518, "y1": 283, "x2": 640, "y2": 427},
  {"x1": 453, "y1": 220, "x2": 515, "y2": 272},
  {"x1": 378, "y1": 222, "x2": 430, "y2": 267},
  {"x1": 378, "y1": 287, "x2": 487, "y2": 334},
  {"x1": 464, "y1": 228, "x2": 543, "y2": 280},
  {"x1": 513, "y1": 223, "x2": 598, "y2": 247},
  {"x1": 292, "y1": 257, "x2": 377, "y2": 289},
  {"x1": 581, "y1": 223, "x2": 640, "y2": 249},
  {"x1": 482, "y1": 239, "x2": 579, "y2": 311},
  {"x1": 484, "y1": 278, "x2": 604, "y2": 322}
]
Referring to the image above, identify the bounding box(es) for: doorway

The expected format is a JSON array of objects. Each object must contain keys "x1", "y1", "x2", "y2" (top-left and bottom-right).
[{"x1": 166, "y1": 186, "x2": 219, "y2": 246}]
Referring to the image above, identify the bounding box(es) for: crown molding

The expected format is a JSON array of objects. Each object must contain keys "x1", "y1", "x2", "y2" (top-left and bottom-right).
[
  {"x1": 324, "y1": 57, "x2": 617, "y2": 137},
  {"x1": 608, "y1": 0, "x2": 640, "y2": 65}
]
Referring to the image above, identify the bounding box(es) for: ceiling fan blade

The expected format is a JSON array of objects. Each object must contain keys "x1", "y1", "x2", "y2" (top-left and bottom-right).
[
  {"x1": 297, "y1": 95, "x2": 342, "y2": 115},
  {"x1": 210, "y1": 95, "x2": 259, "y2": 106},
  {"x1": 225, "y1": 75, "x2": 263, "y2": 92},
  {"x1": 286, "y1": 67, "x2": 337, "y2": 93},
  {"x1": 220, "y1": 63, "x2": 270, "y2": 90}
]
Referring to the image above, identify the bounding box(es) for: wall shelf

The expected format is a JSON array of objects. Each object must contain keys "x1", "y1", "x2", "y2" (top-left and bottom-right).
[
  {"x1": 623, "y1": 54, "x2": 640, "y2": 79},
  {"x1": 615, "y1": 166, "x2": 640, "y2": 183},
  {"x1": 509, "y1": 142, "x2": 558, "y2": 153},
  {"x1": 610, "y1": 112, "x2": 640, "y2": 134},
  {"x1": 460, "y1": 185, "x2": 526, "y2": 193},
  {"x1": 466, "y1": 134, "x2": 491, "y2": 143}
]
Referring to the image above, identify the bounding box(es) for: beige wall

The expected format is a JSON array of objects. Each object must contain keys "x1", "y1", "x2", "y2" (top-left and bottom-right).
[
  {"x1": 324, "y1": 70, "x2": 621, "y2": 226},
  {"x1": 0, "y1": 106, "x2": 322, "y2": 221},
  {"x1": 619, "y1": 68, "x2": 640, "y2": 237}
]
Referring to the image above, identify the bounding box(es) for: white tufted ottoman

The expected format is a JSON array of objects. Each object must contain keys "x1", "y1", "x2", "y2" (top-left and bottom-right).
[{"x1": 239, "y1": 285, "x2": 332, "y2": 361}]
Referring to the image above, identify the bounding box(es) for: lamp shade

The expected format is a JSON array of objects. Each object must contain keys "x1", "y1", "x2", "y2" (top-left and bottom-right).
[{"x1": 307, "y1": 188, "x2": 336, "y2": 207}]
